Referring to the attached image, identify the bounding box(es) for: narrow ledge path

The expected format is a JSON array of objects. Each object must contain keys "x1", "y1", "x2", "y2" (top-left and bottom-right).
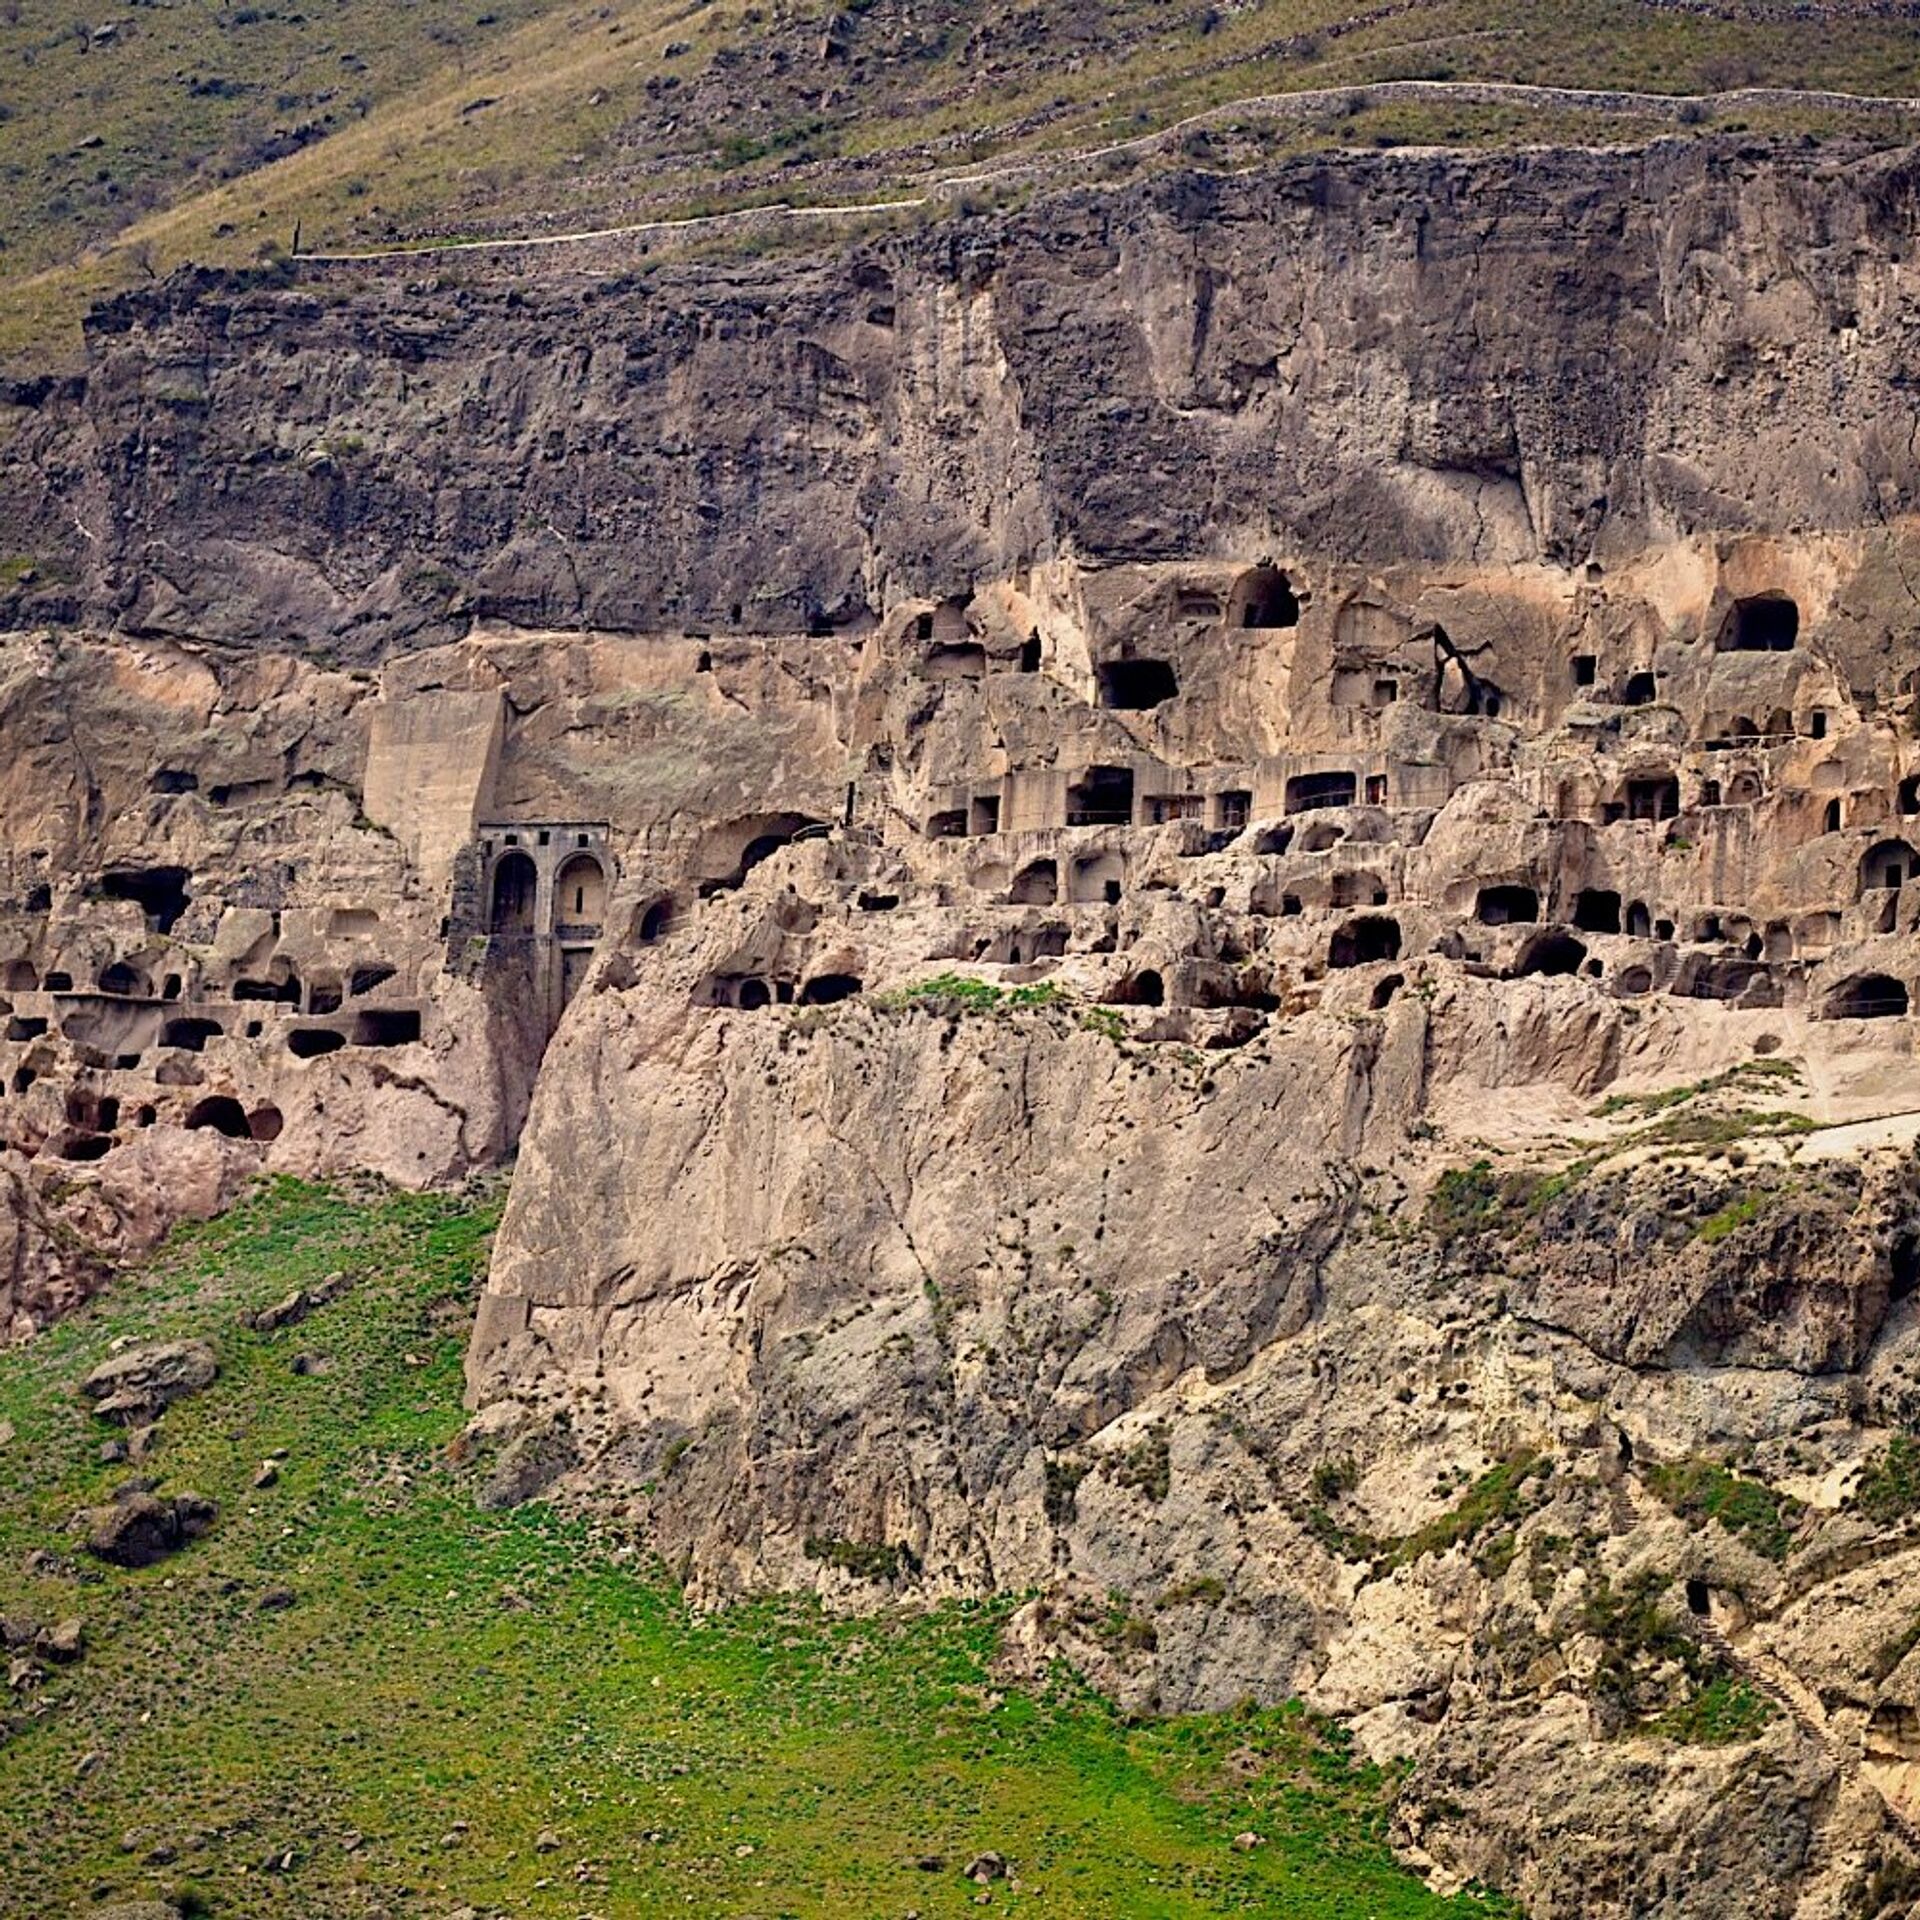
[{"x1": 289, "y1": 78, "x2": 1920, "y2": 266}]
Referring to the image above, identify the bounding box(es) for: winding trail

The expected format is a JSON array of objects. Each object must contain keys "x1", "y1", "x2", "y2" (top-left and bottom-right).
[{"x1": 291, "y1": 77, "x2": 1920, "y2": 265}]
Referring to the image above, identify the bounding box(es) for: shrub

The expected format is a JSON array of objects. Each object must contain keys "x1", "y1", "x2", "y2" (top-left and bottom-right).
[
  {"x1": 1855, "y1": 1433, "x2": 1920, "y2": 1525},
  {"x1": 1646, "y1": 1459, "x2": 1800, "y2": 1561}
]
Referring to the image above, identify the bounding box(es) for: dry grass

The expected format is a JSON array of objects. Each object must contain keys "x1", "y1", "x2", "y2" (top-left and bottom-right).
[{"x1": 5, "y1": 0, "x2": 1920, "y2": 364}]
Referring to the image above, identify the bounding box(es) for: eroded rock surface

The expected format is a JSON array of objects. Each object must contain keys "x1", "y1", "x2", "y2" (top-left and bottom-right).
[{"x1": 6, "y1": 131, "x2": 1920, "y2": 1913}]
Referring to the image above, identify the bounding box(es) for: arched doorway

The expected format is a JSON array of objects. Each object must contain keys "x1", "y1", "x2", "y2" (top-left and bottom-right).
[{"x1": 490, "y1": 850, "x2": 539, "y2": 935}]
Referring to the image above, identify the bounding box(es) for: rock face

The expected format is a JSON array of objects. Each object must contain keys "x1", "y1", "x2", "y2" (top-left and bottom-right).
[
  {"x1": 6, "y1": 140, "x2": 1920, "y2": 651},
  {"x1": 7, "y1": 130, "x2": 1920, "y2": 1913}
]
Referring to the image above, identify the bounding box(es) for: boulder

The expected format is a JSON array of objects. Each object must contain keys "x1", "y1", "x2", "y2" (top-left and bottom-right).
[
  {"x1": 83, "y1": 1491, "x2": 217, "y2": 1569},
  {"x1": 249, "y1": 1288, "x2": 311, "y2": 1334},
  {"x1": 79, "y1": 1341, "x2": 217, "y2": 1426},
  {"x1": 34, "y1": 1616, "x2": 83, "y2": 1662}
]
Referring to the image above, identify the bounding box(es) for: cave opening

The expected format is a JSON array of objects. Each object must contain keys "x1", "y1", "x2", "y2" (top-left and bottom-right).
[
  {"x1": 1096, "y1": 659, "x2": 1180, "y2": 710},
  {"x1": 101, "y1": 866, "x2": 192, "y2": 934}
]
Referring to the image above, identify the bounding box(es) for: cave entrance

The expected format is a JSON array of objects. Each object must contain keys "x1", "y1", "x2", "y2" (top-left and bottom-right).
[
  {"x1": 1328, "y1": 917, "x2": 1401, "y2": 969},
  {"x1": 1066, "y1": 766, "x2": 1135, "y2": 827},
  {"x1": 352, "y1": 1009, "x2": 421, "y2": 1048},
  {"x1": 98, "y1": 962, "x2": 150, "y2": 998},
  {"x1": 1285, "y1": 771, "x2": 1357, "y2": 815},
  {"x1": 1626, "y1": 776, "x2": 1680, "y2": 823},
  {"x1": 1891, "y1": 1229, "x2": 1920, "y2": 1305},
  {"x1": 1096, "y1": 659, "x2": 1180, "y2": 710},
  {"x1": 186, "y1": 1095, "x2": 251, "y2": 1139},
  {"x1": 1011, "y1": 860, "x2": 1058, "y2": 906},
  {"x1": 1719, "y1": 594, "x2": 1799, "y2": 653},
  {"x1": 1476, "y1": 885, "x2": 1540, "y2": 926},
  {"x1": 1230, "y1": 566, "x2": 1300, "y2": 630},
  {"x1": 102, "y1": 866, "x2": 192, "y2": 934},
  {"x1": 1828, "y1": 973, "x2": 1910, "y2": 1020},
  {"x1": 1861, "y1": 840, "x2": 1920, "y2": 897},
  {"x1": 798, "y1": 974, "x2": 863, "y2": 1006},
  {"x1": 1574, "y1": 890, "x2": 1622, "y2": 935},
  {"x1": 161, "y1": 1017, "x2": 223, "y2": 1053},
  {"x1": 1516, "y1": 932, "x2": 1588, "y2": 978}
]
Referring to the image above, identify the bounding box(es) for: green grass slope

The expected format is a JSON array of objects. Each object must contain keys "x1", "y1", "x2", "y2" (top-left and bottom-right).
[
  {"x1": 0, "y1": 1177, "x2": 1504, "y2": 1920},
  {"x1": 6, "y1": 0, "x2": 1920, "y2": 366}
]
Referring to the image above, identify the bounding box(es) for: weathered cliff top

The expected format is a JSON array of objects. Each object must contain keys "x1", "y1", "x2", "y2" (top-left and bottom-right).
[{"x1": 6, "y1": 0, "x2": 1920, "y2": 364}]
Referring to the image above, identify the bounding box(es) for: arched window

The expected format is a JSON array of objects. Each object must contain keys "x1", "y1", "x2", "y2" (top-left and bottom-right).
[{"x1": 556, "y1": 853, "x2": 608, "y2": 926}]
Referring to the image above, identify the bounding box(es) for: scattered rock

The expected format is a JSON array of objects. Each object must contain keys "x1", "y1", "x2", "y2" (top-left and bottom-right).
[
  {"x1": 1232, "y1": 1830, "x2": 1265, "y2": 1852},
  {"x1": 79, "y1": 1340, "x2": 217, "y2": 1425},
  {"x1": 915, "y1": 1853, "x2": 944, "y2": 1871},
  {"x1": 35, "y1": 1616, "x2": 84, "y2": 1662},
  {"x1": 126, "y1": 1422, "x2": 162, "y2": 1462},
  {"x1": 83, "y1": 1491, "x2": 218, "y2": 1568},
  {"x1": 289, "y1": 1351, "x2": 333, "y2": 1376},
  {"x1": 250, "y1": 1287, "x2": 312, "y2": 1333},
  {"x1": 98, "y1": 1438, "x2": 128, "y2": 1465},
  {"x1": 0, "y1": 1614, "x2": 35, "y2": 1649},
  {"x1": 6, "y1": 1655, "x2": 38, "y2": 1692},
  {"x1": 965, "y1": 1852, "x2": 1008, "y2": 1883},
  {"x1": 535, "y1": 1828, "x2": 562, "y2": 1853},
  {"x1": 253, "y1": 1460, "x2": 280, "y2": 1489},
  {"x1": 257, "y1": 1586, "x2": 297, "y2": 1612}
]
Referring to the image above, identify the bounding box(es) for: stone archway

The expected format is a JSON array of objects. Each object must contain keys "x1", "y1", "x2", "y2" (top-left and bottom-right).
[{"x1": 490, "y1": 849, "x2": 539, "y2": 934}]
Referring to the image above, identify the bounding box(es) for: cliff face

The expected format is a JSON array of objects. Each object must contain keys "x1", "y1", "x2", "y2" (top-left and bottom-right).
[
  {"x1": 7, "y1": 132, "x2": 1920, "y2": 1914},
  {"x1": 6, "y1": 139, "x2": 1920, "y2": 654}
]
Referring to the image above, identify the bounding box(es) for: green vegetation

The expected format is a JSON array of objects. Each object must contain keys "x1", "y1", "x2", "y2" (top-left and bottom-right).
[
  {"x1": 1695, "y1": 1191, "x2": 1770, "y2": 1244},
  {"x1": 1311, "y1": 1458, "x2": 1359, "y2": 1504},
  {"x1": 1111, "y1": 1423, "x2": 1173, "y2": 1504},
  {"x1": 1854, "y1": 1433, "x2": 1920, "y2": 1526},
  {"x1": 1592, "y1": 1060, "x2": 1813, "y2": 1152},
  {"x1": 1424, "y1": 1161, "x2": 1503, "y2": 1244},
  {"x1": 0, "y1": 1177, "x2": 1504, "y2": 1919},
  {"x1": 1646, "y1": 1458, "x2": 1803, "y2": 1562},
  {"x1": 1390, "y1": 1453, "x2": 1551, "y2": 1570},
  {"x1": 1159, "y1": 1575, "x2": 1228, "y2": 1611},
  {"x1": 1580, "y1": 1573, "x2": 1774, "y2": 1745},
  {"x1": 1423, "y1": 1161, "x2": 1590, "y2": 1247},
  {"x1": 1636, "y1": 1107, "x2": 1813, "y2": 1152},
  {"x1": 883, "y1": 972, "x2": 1069, "y2": 1016},
  {"x1": 1648, "y1": 1673, "x2": 1775, "y2": 1746},
  {"x1": 1594, "y1": 1057, "x2": 1802, "y2": 1118},
  {"x1": 802, "y1": 1534, "x2": 922, "y2": 1582}
]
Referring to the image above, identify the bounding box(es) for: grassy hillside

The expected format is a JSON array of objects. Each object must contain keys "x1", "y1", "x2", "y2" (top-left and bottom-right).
[
  {"x1": 5, "y1": 0, "x2": 1920, "y2": 366},
  {"x1": 0, "y1": 1177, "x2": 1505, "y2": 1920}
]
